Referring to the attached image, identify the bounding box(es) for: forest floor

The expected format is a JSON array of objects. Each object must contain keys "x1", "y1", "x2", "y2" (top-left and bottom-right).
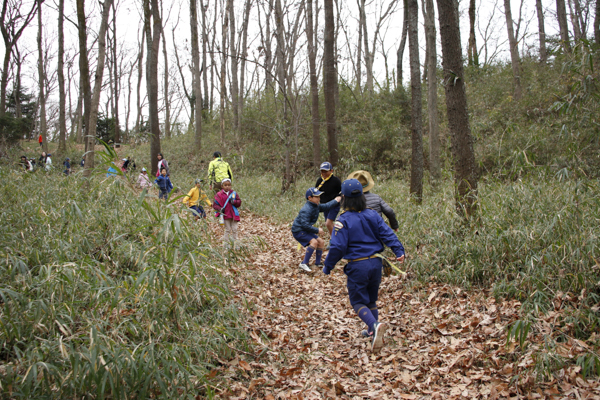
[{"x1": 206, "y1": 211, "x2": 600, "y2": 399}]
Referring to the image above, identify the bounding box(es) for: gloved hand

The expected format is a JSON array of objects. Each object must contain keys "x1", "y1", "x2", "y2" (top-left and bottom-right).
[{"x1": 322, "y1": 266, "x2": 330, "y2": 275}]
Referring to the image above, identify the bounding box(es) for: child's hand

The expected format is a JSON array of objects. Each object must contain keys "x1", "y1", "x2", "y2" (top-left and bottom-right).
[
  {"x1": 397, "y1": 255, "x2": 405, "y2": 264},
  {"x1": 318, "y1": 228, "x2": 324, "y2": 235},
  {"x1": 335, "y1": 196, "x2": 342, "y2": 203}
]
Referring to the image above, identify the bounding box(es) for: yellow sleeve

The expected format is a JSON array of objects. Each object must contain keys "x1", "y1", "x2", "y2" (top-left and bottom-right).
[
  {"x1": 183, "y1": 188, "x2": 194, "y2": 205},
  {"x1": 200, "y1": 190, "x2": 212, "y2": 207}
]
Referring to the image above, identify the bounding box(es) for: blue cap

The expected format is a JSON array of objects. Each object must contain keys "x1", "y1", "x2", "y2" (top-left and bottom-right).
[
  {"x1": 341, "y1": 179, "x2": 363, "y2": 198},
  {"x1": 306, "y1": 187, "x2": 324, "y2": 199},
  {"x1": 319, "y1": 161, "x2": 333, "y2": 171}
]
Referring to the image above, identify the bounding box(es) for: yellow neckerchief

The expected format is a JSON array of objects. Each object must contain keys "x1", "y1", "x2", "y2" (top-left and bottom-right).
[{"x1": 317, "y1": 173, "x2": 332, "y2": 190}]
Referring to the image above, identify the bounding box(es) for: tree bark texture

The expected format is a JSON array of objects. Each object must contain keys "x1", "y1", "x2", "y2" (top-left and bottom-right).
[
  {"x1": 306, "y1": 0, "x2": 321, "y2": 166},
  {"x1": 407, "y1": 0, "x2": 423, "y2": 202},
  {"x1": 37, "y1": 0, "x2": 47, "y2": 153},
  {"x1": 556, "y1": 0, "x2": 571, "y2": 51},
  {"x1": 162, "y1": 27, "x2": 170, "y2": 138},
  {"x1": 536, "y1": 0, "x2": 547, "y2": 63},
  {"x1": 144, "y1": 0, "x2": 162, "y2": 177},
  {"x1": 229, "y1": 0, "x2": 239, "y2": 137},
  {"x1": 57, "y1": 0, "x2": 66, "y2": 153},
  {"x1": 504, "y1": 0, "x2": 522, "y2": 100},
  {"x1": 436, "y1": 0, "x2": 478, "y2": 217},
  {"x1": 323, "y1": 0, "x2": 338, "y2": 166},
  {"x1": 424, "y1": 0, "x2": 440, "y2": 181},
  {"x1": 190, "y1": 0, "x2": 202, "y2": 149},
  {"x1": 220, "y1": 0, "x2": 229, "y2": 142}
]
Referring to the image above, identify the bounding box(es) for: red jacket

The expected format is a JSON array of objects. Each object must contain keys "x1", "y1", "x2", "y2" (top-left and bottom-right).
[{"x1": 213, "y1": 190, "x2": 242, "y2": 221}]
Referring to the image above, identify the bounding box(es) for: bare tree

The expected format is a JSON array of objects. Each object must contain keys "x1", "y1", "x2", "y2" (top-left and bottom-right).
[
  {"x1": 238, "y1": 0, "x2": 252, "y2": 134},
  {"x1": 161, "y1": 26, "x2": 170, "y2": 138},
  {"x1": 144, "y1": 0, "x2": 162, "y2": 176},
  {"x1": 323, "y1": 0, "x2": 338, "y2": 165},
  {"x1": 397, "y1": 0, "x2": 408, "y2": 88},
  {"x1": 424, "y1": 0, "x2": 439, "y2": 181},
  {"x1": 57, "y1": 0, "x2": 66, "y2": 153},
  {"x1": 407, "y1": 0, "x2": 422, "y2": 202},
  {"x1": 306, "y1": 0, "x2": 321, "y2": 166},
  {"x1": 436, "y1": 0, "x2": 478, "y2": 217},
  {"x1": 567, "y1": 0, "x2": 582, "y2": 40},
  {"x1": 111, "y1": 0, "x2": 120, "y2": 145},
  {"x1": 504, "y1": 0, "x2": 522, "y2": 100},
  {"x1": 468, "y1": 0, "x2": 478, "y2": 66},
  {"x1": 135, "y1": 24, "x2": 145, "y2": 136},
  {"x1": 536, "y1": 0, "x2": 547, "y2": 63},
  {"x1": 556, "y1": 0, "x2": 571, "y2": 51},
  {"x1": 229, "y1": 0, "x2": 239, "y2": 136},
  {"x1": 37, "y1": 0, "x2": 47, "y2": 152},
  {"x1": 595, "y1": 0, "x2": 600, "y2": 45},
  {"x1": 220, "y1": 0, "x2": 229, "y2": 142},
  {"x1": 258, "y1": 0, "x2": 274, "y2": 92},
  {"x1": 200, "y1": 0, "x2": 209, "y2": 112},
  {"x1": 0, "y1": 0, "x2": 39, "y2": 117},
  {"x1": 190, "y1": 0, "x2": 202, "y2": 149}
]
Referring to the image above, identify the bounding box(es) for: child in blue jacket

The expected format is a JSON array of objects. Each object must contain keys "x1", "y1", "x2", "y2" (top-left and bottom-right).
[
  {"x1": 291, "y1": 187, "x2": 341, "y2": 272},
  {"x1": 154, "y1": 168, "x2": 173, "y2": 200},
  {"x1": 323, "y1": 179, "x2": 405, "y2": 354}
]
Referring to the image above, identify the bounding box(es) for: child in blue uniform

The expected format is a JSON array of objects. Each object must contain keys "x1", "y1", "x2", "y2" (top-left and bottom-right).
[
  {"x1": 323, "y1": 179, "x2": 405, "y2": 353},
  {"x1": 291, "y1": 187, "x2": 341, "y2": 272}
]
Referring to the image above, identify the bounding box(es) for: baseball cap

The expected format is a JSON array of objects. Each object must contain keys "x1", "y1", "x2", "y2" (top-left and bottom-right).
[
  {"x1": 305, "y1": 187, "x2": 324, "y2": 199},
  {"x1": 341, "y1": 179, "x2": 363, "y2": 198},
  {"x1": 319, "y1": 161, "x2": 333, "y2": 171},
  {"x1": 141, "y1": 167, "x2": 147, "y2": 172},
  {"x1": 195, "y1": 178, "x2": 204, "y2": 184}
]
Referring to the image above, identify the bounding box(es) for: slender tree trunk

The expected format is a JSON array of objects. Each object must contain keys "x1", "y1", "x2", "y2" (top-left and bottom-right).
[
  {"x1": 436, "y1": 0, "x2": 478, "y2": 218},
  {"x1": 57, "y1": 0, "x2": 66, "y2": 153},
  {"x1": 425, "y1": 0, "x2": 440, "y2": 181},
  {"x1": 356, "y1": 0, "x2": 364, "y2": 90},
  {"x1": 135, "y1": 27, "x2": 145, "y2": 134},
  {"x1": 75, "y1": 79, "x2": 83, "y2": 144},
  {"x1": 112, "y1": 1, "x2": 120, "y2": 145},
  {"x1": 37, "y1": 0, "x2": 47, "y2": 153},
  {"x1": 567, "y1": 0, "x2": 582, "y2": 40},
  {"x1": 595, "y1": 0, "x2": 600, "y2": 46},
  {"x1": 238, "y1": 0, "x2": 252, "y2": 134},
  {"x1": 200, "y1": 0, "x2": 210, "y2": 113},
  {"x1": 468, "y1": 0, "x2": 478, "y2": 66},
  {"x1": 190, "y1": 0, "x2": 202, "y2": 149},
  {"x1": 536, "y1": 0, "x2": 547, "y2": 63},
  {"x1": 407, "y1": 0, "x2": 423, "y2": 202},
  {"x1": 229, "y1": 0, "x2": 239, "y2": 138},
  {"x1": 162, "y1": 29, "x2": 170, "y2": 138},
  {"x1": 307, "y1": 0, "x2": 321, "y2": 166},
  {"x1": 144, "y1": 0, "x2": 162, "y2": 177},
  {"x1": 324, "y1": 0, "x2": 338, "y2": 166},
  {"x1": 572, "y1": 0, "x2": 585, "y2": 37},
  {"x1": 504, "y1": 0, "x2": 522, "y2": 100},
  {"x1": 556, "y1": 0, "x2": 571, "y2": 52},
  {"x1": 397, "y1": 0, "x2": 408, "y2": 88},
  {"x1": 220, "y1": 0, "x2": 229, "y2": 143}
]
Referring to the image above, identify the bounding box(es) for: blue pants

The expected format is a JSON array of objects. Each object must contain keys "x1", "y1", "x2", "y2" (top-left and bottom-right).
[
  {"x1": 190, "y1": 205, "x2": 206, "y2": 218},
  {"x1": 344, "y1": 258, "x2": 382, "y2": 307},
  {"x1": 159, "y1": 190, "x2": 169, "y2": 200},
  {"x1": 292, "y1": 230, "x2": 318, "y2": 247}
]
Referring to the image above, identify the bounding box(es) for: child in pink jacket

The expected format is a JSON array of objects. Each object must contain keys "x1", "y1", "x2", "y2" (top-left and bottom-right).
[{"x1": 213, "y1": 178, "x2": 242, "y2": 248}]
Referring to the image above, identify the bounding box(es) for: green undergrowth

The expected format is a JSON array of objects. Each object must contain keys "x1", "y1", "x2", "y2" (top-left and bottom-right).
[{"x1": 0, "y1": 167, "x2": 250, "y2": 398}]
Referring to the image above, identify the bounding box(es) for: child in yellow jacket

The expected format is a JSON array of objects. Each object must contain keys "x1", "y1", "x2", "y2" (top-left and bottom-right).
[{"x1": 183, "y1": 179, "x2": 212, "y2": 219}]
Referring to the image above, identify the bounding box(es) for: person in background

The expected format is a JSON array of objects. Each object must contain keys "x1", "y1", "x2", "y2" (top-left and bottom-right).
[
  {"x1": 121, "y1": 157, "x2": 130, "y2": 173},
  {"x1": 137, "y1": 167, "x2": 153, "y2": 189},
  {"x1": 347, "y1": 170, "x2": 399, "y2": 231},
  {"x1": 183, "y1": 179, "x2": 212, "y2": 220},
  {"x1": 154, "y1": 168, "x2": 173, "y2": 200},
  {"x1": 291, "y1": 187, "x2": 341, "y2": 272},
  {"x1": 44, "y1": 153, "x2": 52, "y2": 171},
  {"x1": 213, "y1": 178, "x2": 242, "y2": 249},
  {"x1": 38, "y1": 134, "x2": 43, "y2": 147},
  {"x1": 207, "y1": 151, "x2": 233, "y2": 193},
  {"x1": 80, "y1": 156, "x2": 85, "y2": 168},
  {"x1": 156, "y1": 153, "x2": 169, "y2": 177},
  {"x1": 63, "y1": 158, "x2": 71, "y2": 175},
  {"x1": 107, "y1": 162, "x2": 118, "y2": 177},
  {"x1": 315, "y1": 161, "x2": 342, "y2": 241},
  {"x1": 20, "y1": 155, "x2": 33, "y2": 171},
  {"x1": 323, "y1": 179, "x2": 405, "y2": 354}
]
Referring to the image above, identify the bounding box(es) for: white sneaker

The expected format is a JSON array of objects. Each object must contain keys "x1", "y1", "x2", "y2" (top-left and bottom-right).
[
  {"x1": 299, "y1": 263, "x2": 312, "y2": 272},
  {"x1": 371, "y1": 322, "x2": 387, "y2": 354}
]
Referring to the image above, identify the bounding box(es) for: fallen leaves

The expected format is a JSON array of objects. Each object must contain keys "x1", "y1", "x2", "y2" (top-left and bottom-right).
[{"x1": 208, "y1": 212, "x2": 600, "y2": 399}]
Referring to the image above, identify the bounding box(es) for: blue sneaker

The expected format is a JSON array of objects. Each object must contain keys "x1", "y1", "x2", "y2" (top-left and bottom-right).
[{"x1": 371, "y1": 322, "x2": 387, "y2": 353}]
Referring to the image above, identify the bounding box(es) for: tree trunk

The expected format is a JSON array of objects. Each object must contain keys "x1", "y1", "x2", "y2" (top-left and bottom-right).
[
  {"x1": 425, "y1": 0, "x2": 440, "y2": 181},
  {"x1": 190, "y1": 0, "x2": 202, "y2": 149},
  {"x1": 135, "y1": 26, "x2": 145, "y2": 135},
  {"x1": 275, "y1": 0, "x2": 292, "y2": 191},
  {"x1": 468, "y1": 0, "x2": 478, "y2": 66},
  {"x1": 356, "y1": 0, "x2": 364, "y2": 90},
  {"x1": 161, "y1": 28, "x2": 170, "y2": 138},
  {"x1": 37, "y1": 0, "x2": 47, "y2": 153},
  {"x1": 75, "y1": 78, "x2": 83, "y2": 144},
  {"x1": 229, "y1": 0, "x2": 239, "y2": 138},
  {"x1": 595, "y1": 0, "x2": 600, "y2": 46},
  {"x1": 200, "y1": 0, "x2": 210, "y2": 113},
  {"x1": 259, "y1": 0, "x2": 274, "y2": 92},
  {"x1": 556, "y1": 0, "x2": 571, "y2": 51},
  {"x1": 238, "y1": 0, "x2": 252, "y2": 134},
  {"x1": 306, "y1": 0, "x2": 321, "y2": 166},
  {"x1": 57, "y1": 0, "x2": 66, "y2": 153},
  {"x1": 436, "y1": 0, "x2": 478, "y2": 218},
  {"x1": 504, "y1": 0, "x2": 522, "y2": 100},
  {"x1": 112, "y1": 1, "x2": 120, "y2": 145},
  {"x1": 144, "y1": 0, "x2": 162, "y2": 177},
  {"x1": 220, "y1": 0, "x2": 229, "y2": 143},
  {"x1": 407, "y1": 0, "x2": 423, "y2": 202},
  {"x1": 397, "y1": 0, "x2": 408, "y2": 88},
  {"x1": 567, "y1": 0, "x2": 581, "y2": 40},
  {"x1": 323, "y1": 0, "x2": 338, "y2": 166},
  {"x1": 535, "y1": 0, "x2": 547, "y2": 63}
]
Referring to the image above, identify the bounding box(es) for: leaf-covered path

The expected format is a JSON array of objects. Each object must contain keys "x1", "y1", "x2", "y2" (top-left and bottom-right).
[{"x1": 209, "y1": 212, "x2": 600, "y2": 399}]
